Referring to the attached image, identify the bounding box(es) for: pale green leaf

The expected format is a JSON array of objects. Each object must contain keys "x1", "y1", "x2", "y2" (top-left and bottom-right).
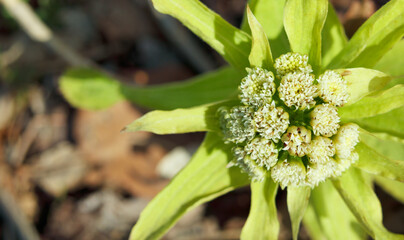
[
  {"x1": 354, "y1": 141, "x2": 404, "y2": 182},
  {"x1": 303, "y1": 204, "x2": 327, "y2": 240},
  {"x1": 359, "y1": 130, "x2": 404, "y2": 161},
  {"x1": 305, "y1": 180, "x2": 366, "y2": 240},
  {"x1": 287, "y1": 186, "x2": 311, "y2": 240},
  {"x1": 374, "y1": 39, "x2": 404, "y2": 89},
  {"x1": 60, "y1": 67, "x2": 241, "y2": 111},
  {"x1": 151, "y1": 0, "x2": 251, "y2": 71},
  {"x1": 376, "y1": 39, "x2": 404, "y2": 76},
  {"x1": 339, "y1": 84, "x2": 404, "y2": 120},
  {"x1": 328, "y1": 0, "x2": 404, "y2": 69},
  {"x1": 354, "y1": 106, "x2": 404, "y2": 139},
  {"x1": 242, "y1": 0, "x2": 289, "y2": 58},
  {"x1": 335, "y1": 68, "x2": 391, "y2": 106},
  {"x1": 246, "y1": 5, "x2": 273, "y2": 70},
  {"x1": 59, "y1": 68, "x2": 124, "y2": 110},
  {"x1": 332, "y1": 168, "x2": 404, "y2": 240},
  {"x1": 129, "y1": 133, "x2": 249, "y2": 240},
  {"x1": 321, "y1": 3, "x2": 347, "y2": 67},
  {"x1": 122, "y1": 67, "x2": 242, "y2": 110},
  {"x1": 241, "y1": 178, "x2": 279, "y2": 240},
  {"x1": 375, "y1": 176, "x2": 404, "y2": 204},
  {"x1": 284, "y1": 0, "x2": 328, "y2": 72},
  {"x1": 123, "y1": 101, "x2": 236, "y2": 134}
]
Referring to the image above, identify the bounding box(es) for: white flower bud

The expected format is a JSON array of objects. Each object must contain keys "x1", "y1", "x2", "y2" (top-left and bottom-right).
[
  {"x1": 333, "y1": 151, "x2": 359, "y2": 177},
  {"x1": 333, "y1": 123, "x2": 360, "y2": 159},
  {"x1": 239, "y1": 67, "x2": 276, "y2": 108},
  {"x1": 271, "y1": 159, "x2": 306, "y2": 189},
  {"x1": 310, "y1": 104, "x2": 340, "y2": 137},
  {"x1": 233, "y1": 147, "x2": 266, "y2": 182},
  {"x1": 274, "y1": 52, "x2": 313, "y2": 77},
  {"x1": 245, "y1": 137, "x2": 279, "y2": 170},
  {"x1": 278, "y1": 72, "x2": 318, "y2": 110},
  {"x1": 282, "y1": 126, "x2": 311, "y2": 157},
  {"x1": 219, "y1": 106, "x2": 255, "y2": 144},
  {"x1": 317, "y1": 70, "x2": 349, "y2": 107},
  {"x1": 307, "y1": 136, "x2": 335, "y2": 164},
  {"x1": 254, "y1": 102, "x2": 289, "y2": 142},
  {"x1": 305, "y1": 160, "x2": 338, "y2": 187}
]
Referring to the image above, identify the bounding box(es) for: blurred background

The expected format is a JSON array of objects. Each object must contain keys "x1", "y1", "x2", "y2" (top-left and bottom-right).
[{"x1": 0, "y1": 0, "x2": 402, "y2": 239}]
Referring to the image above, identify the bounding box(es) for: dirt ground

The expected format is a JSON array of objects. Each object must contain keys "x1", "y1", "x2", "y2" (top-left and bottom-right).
[{"x1": 0, "y1": 0, "x2": 402, "y2": 239}]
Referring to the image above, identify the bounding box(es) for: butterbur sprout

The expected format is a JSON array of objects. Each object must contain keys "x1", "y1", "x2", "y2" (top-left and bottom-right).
[
  {"x1": 220, "y1": 53, "x2": 359, "y2": 188},
  {"x1": 122, "y1": 1, "x2": 404, "y2": 239}
]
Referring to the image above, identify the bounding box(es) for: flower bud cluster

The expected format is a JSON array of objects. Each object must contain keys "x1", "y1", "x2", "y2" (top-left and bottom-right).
[{"x1": 218, "y1": 52, "x2": 359, "y2": 188}]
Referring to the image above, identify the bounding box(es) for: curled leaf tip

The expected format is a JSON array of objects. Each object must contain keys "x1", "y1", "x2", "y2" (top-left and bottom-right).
[{"x1": 120, "y1": 127, "x2": 128, "y2": 133}]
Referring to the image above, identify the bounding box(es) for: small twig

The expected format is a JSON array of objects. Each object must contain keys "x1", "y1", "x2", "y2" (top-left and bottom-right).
[
  {"x1": 0, "y1": 0, "x2": 93, "y2": 67},
  {"x1": 0, "y1": 189, "x2": 41, "y2": 240},
  {"x1": 0, "y1": 40, "x2": 25, "y2": 69}
]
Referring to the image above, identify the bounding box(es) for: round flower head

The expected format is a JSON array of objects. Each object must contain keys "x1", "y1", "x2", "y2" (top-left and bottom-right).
[
  {"x1": 281, "y1": 126, "x2": 311, "y2": 157},
  {"x1": 305, "y1": 160, "x2": 338, "y2": 187},
  {"x1": 278, "y1": 72, "x2": 318, "y2": 110},
  {"x1": 271, "y1": 159, "x2": 306, "y2": 189},
  {"x1": 254, "y1": 102, "x2": 289, "y2": 142},
  {"x1": 245, "y1": 137, "x2": 279, "y2": 169},
  {"x1": 333, "y1": 151, "x2": 359, "y2": 177},
  {"x1": 239, "y1": 67, "x2": 276, "y2": 108},
  {"x1": 274, "y1": 52, "x2": 313, "y2": 77},
  {"x1": 307, "y1": 136, "x2": 335, "y2": 164},
  {"x1": 317, "y1": 70, "x2": 349, "y2": 106},
  {"x1": 310, "y1": 103, "x2": 340, "y2": 137},
  {"x1": 333, "y1": 123, "x2": 360, "y2": 159},
  {"x1": 219, "y1": 106, "x2": 255, "y2": 144},
  {"x1": 233, "y1": 147, "x2": 266, "y2": 182}
]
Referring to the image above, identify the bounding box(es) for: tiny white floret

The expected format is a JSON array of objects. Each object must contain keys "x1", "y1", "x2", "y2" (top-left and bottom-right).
[
  {"x1": 254, "y1": 102, "x2": 290, "y2": 142},
  {"x1": 333, "y1": 123, "x2": 360, "y2": 159},
  {"x1": 310, "y1": 104, "x2": 340, "y2": 137},
  {"x1": 317, "y1": 70, "x2": 349, "y2": 107},
  {"x1": 239, "y1": 67, "x2": 276, "y2": 108},
  {"x1": 278, "y1": 72, "x2": 318, "y2": 110},
  {"x1": 274, "y1": 52, "x2": 313, "y2": 77},
  {"x1": 281, "y1": 126, "x2": 312, "y2": 157}
]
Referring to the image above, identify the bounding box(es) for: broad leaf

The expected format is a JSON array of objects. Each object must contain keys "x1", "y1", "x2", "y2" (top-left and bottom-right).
[
  {"x1": 241, "y1": 178, "x2": 279, "y2": 240},
  {"x1": 321, "y1": 3, "x2": 347, "y2": 67},
  {"x1": 374, "y1": 39, "x2": 404, "y2": 89},
  {"x1": 246, "y1": 5, "x2": 273, "y2": 70},
  {"x1": 355, "y1": 141, "x2": 404, "y2": 182},
  {"x1": 339, "y1": 84, "x2": 404, "y2": 120},
  {"x1": 59, "y1": 68, "x2": 124, "y2": 110},
  {"x1": 287, "y1": 186, "x2": 311, "y2": 240},
  {"x1": 284, "y1": 0, "x2": 328, "y2": 72},
  {"x1": 335, "y1": 68, "x2": 391, "y2": 106},
  {"x1": 375, "y1": 176, "x2": 404, "y2": 204},
  {"x1": 123, "y1": 101, "x2": 236, "y2": 134},
  {"x1": 359, "y1": 130, "x2": 404, "y2": 161},
  {"x1": 151, "y1": 0, "x2": 251, "y2": 71},
  {"x1": 60, "y1": 67, "x2": 241, "y2": 111},
  {"x1": 332, "y1": 168, "x2": 404, "y2": 240},
  {"x1": 129, "y1": 133, "x2": 249, "y2": 240},
  {"x1": 306, "y1": 180, "x2": 366, "y2": 240},
  {"x1": 242, "y1": 0, "x2": 289, "y2": 58},
  {"x1": 328, "y1": 0, "x2": 404, "y2": 69},
  {"x1": 122, "y1": 67, "x2": 242, "y2": 110},
  {"x1": 354, "y1": 106, "x2": 404, "y2": 138}
]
